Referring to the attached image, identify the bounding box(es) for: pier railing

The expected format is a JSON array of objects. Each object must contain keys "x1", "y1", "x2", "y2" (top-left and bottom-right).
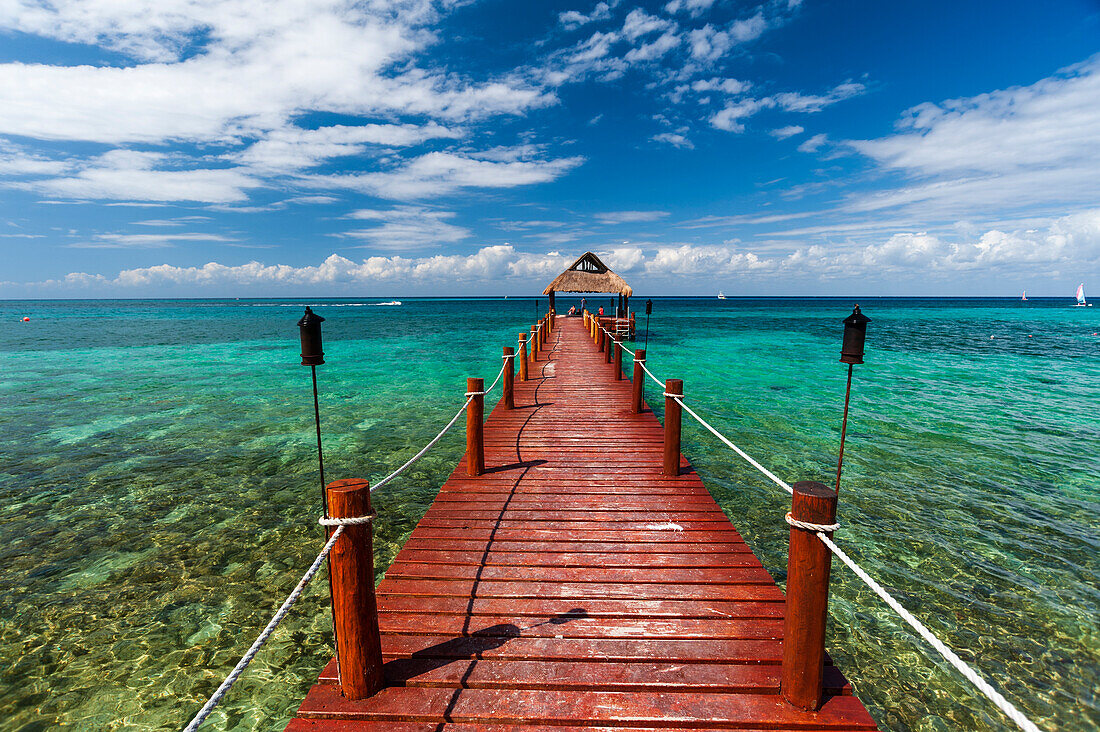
[
  {"x1": 184, "y1": 308, "x2": 1041, "y2": 732},
  {"x1": 585, "y1": 308, "x2": 1040, "y2": 731}
]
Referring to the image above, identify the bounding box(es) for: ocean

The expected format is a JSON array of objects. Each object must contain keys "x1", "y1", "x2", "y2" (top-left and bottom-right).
[{"x1": 0, "y1": 297, "x2": 1096, "y2": 731}]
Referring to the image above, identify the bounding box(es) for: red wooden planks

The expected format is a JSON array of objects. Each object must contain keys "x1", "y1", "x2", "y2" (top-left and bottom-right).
[{"x1": 285, "y1": 318, "x2": 878, "y2": 731}]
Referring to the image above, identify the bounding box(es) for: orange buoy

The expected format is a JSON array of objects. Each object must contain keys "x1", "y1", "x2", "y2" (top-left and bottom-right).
[{"x1": 22, "y1": 317, "x2": 30, "y2": 322}]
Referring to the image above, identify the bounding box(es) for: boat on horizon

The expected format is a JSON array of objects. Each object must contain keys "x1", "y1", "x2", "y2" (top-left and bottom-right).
[
  {"x1": 1075, "y1": 283, "x2": 1091, "y2": 307},
  {"x1": 717, "y1": 291, "x2": 726, "y2": 300},
  {"x1": 1021, "y1": 291, "x2": 1027, "y2": 301}
]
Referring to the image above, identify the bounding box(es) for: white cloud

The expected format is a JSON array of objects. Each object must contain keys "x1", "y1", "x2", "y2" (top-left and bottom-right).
[
  {"x1": 342, "y1": 206, "x2": 469, "y2": 249},
  {"x1": 67, "y1": 232, "x2": 236, "y2": 248},
  {"x1": 624, "y1": 31, "x2": 681, "y2": 63},
  {"x1": 315, "y1": 151, "x2": 584, "y2": 199},
  {"x1": 0, "y1": 0, "x2": 560, "y2": 204},
  {"x1": 651, "y1": 132, "x2": 694, "y2": 149},
  {"x1": 595, "y1": 210, "x2": 670, "y2": 224},
  {"x1": 709, "y1": 97, "x2": 775, "y2": 132},
  {"x1": 17, "y1": 210, "x2": 1100, "y2": 294},
  {"x1": 559, "y1": 2, "x2": 613, "y2": 30},
  {"x1": 23, "y1": 150, "x2": 263, "y2": 202},
  {"x1": 775, "y1": 81, "x2": 865, "y2": 113},
  {"x1": 232, "y1": 123, "x2": 462, "y2": 174},
  {"x1": 797, "y1": 133, "x2": 827, "y2": 152},
  {"x1": 688, "y1": 13, "x2": 766, "y2": 63},
  {"x1": 847, "y1": 55, "x2": 1100, "y2": 219},
  {"x1": 664, "y1": 0, "x2": 717, "y2": 17},
  {"x1": 621, "y1": 8, "x2": 673, "y2": 42},
  {"x1": 771, "y1": 125, "x2": 804, "y2": 139},
  {"x1": 691, "y1": 77, "x2": 751, "y2": 95}
]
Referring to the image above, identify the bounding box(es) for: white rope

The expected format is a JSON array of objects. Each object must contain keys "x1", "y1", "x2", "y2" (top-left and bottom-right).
[
  {"x1": 637, "y1": 359, "x2": 666, "y2": 388},
  {"x1": 663, "y1": 391, "x2": 683, "y2": 399},
  {"x1": 817, "y1": 532, "x2": 1041, "y2": 732},
  {"x1": 667, "y1": 394, "x2": 1040, "y2": 732},
  {"x1": 673, "y1": 396, "x2": 794, "y2": 495},
  {"x1": 318, "y1": 514, "x2": 374, "y2": 526},
  {"x1": 785, "y1": 512, "x2": 839, "y2": 533},
  {"x1": 182, "y1": 526, "x2": 344, "y2": 732},
  {"x1": 483, "y1": 359, "x2": 509, "y2": 397},
  {"x1": 370, "y1": 396, "x2": 472, "y2": 493}
]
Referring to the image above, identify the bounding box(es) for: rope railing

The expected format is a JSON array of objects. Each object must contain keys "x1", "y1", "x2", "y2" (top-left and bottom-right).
[
  {"x1": 661, "y1": 389, "x2": 1040, "y2": 732},
  {"x1": 182, "y1": 351, "x2": 514, "y2": 731},
  {"x1": 182, "y1": 527, "x2": 344, "y2": 732}
]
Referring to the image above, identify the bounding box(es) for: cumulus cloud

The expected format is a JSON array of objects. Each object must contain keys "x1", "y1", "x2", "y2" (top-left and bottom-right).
[{"x1": 12, "y1": 210, "x2": 1099, "y2": 295}]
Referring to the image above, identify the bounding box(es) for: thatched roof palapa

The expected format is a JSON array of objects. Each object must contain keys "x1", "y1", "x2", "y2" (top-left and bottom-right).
[{"x1": 543, "y1": 252, "x2": 633, "y2": 297}]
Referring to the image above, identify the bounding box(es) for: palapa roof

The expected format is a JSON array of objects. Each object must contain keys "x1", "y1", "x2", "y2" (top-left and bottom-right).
[{"x1": 543, "y1": 252, "x2": 633, "y2": 296}]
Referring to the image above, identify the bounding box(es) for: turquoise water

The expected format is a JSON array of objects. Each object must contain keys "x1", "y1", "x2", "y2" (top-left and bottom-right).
[{"x1": 0, "y1": 297, "x2": 1096, "y2": 731}]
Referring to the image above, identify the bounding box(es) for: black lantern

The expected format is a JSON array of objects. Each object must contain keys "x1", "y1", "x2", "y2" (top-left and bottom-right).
[
  {"x1": 298, "y1": 306, "x2": 325, "y2": 366},
  {"x1": 645, "y1": 299, "x2": 652, "y2": 315},
  {"x1": 840, "y1": 305, "x2": 870, "y2": 364}
]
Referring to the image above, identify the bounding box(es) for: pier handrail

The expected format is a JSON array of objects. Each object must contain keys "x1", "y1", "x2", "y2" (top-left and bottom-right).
[
  {"x1": 181, "y1": 353, "x2": 511, "y2": 731},
  {"x1": 631, "y1": 346, "x2": 1041, "y2": 732}
]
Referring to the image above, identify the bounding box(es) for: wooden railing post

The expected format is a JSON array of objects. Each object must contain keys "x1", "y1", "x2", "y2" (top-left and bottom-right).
[
  {"x1": 326, "y1": 478, "x2": 383, "y2": 700},
  {"x1": 597, "y1": 323, "x2": 605, "y2": 352},
  {"x1": 605, "y1": 330, "x2": 613, "y2": 363},
  {"x1": 663, "y1": 379, "x2": 682, "y2": 476},
  {"x1": 781, "y1": 481, "x2": 838, "y2": 711},
  {"x1": 631, "y1": 349, "x2": 646, "y2": 413},
  {"x1": 518, "y1": 333, "x2": 528, "y2": 382},
  {"x1": 466, "y1": 377, "x2": 484, "y2": 476},
  {"x1": 530, "y1": 325, "x2": 539, "y2": 361},
  {"x1": 503, "y1": 346, "x2": 514, "y2": 409},
  {"x1": 613, "y1": 339, "x2": 622, "y2": 380}
]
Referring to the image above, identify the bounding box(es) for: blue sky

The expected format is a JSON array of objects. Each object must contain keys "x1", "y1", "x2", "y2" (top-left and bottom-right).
[{"x1": 1, "y1": 0, "x2": 1098, "y2": 297}]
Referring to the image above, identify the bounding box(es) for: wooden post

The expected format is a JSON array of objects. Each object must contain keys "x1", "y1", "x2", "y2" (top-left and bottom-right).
[
  {"x1": 631, "y1": 349, "x2": 646, "y2": 413},
  {"x1": 781, "y1": 481, "x2": 838, "y2": 711},
  {"x1": 597, "y1": 323, "x2": 605, "y2": 352},
  {"x1": 503, "y1": 347, "x2": 514, "y2": 410},
  {"x1": 613, "y1": 339, "x2": 622, "y2": 380},
  {"x1": 518, "y1": 333, "x2": 528, "y2": 382},
  {"x1": 630, "y1": 311, "x2": 636, "y2": 339},
  {"x1": 466, "y1": 377, "x2": 484, "y2": 476},
  {"x1": 663, "y1": 379, "x2": 682, "y2": 476},
  {"x1": 326, "y1": 478, "x2": 383, "y2": 700},
  {"x1": 532, "y1": 325, "x2": 540, "y2": 361},
  {"x1": 605, "y1": 331, "x2": 612, "y2": 363}
]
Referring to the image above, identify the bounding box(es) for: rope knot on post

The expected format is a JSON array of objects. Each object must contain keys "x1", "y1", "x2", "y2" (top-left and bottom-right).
[
  {"x1": 319, "y1": 512, "x2": 376, "y2": 527},
  {"x1": 784, "y1": 512, "x2": 839, "y2": 533}
]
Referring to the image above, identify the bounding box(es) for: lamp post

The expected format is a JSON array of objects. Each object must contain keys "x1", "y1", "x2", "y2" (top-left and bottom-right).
[
  {"x1": 298, "y1": 306, "x2": 328, "y2": 516},
  {"x1": 835, "y1": 304, "x2": 870, "y2": 495},
  {"x1": 644, "y1": 299, "x2": 652, "y2": 351}
]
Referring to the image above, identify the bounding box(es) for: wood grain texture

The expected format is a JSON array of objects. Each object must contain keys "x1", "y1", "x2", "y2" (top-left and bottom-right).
[{"x1": 286, "y1": 318, "x2": 877, "y2": 731}]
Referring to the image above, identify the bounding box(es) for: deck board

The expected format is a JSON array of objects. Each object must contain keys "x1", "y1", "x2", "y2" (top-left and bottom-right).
[{"x1": 286, "y1": 317, "x2": 878, "y2": 731}]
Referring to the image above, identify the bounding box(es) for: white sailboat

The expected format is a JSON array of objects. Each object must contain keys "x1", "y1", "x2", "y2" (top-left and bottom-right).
[
  {"x1": 717, "y1": 291, "x2": 726, "y2": 300},
  {"x1": 1021, "y1": 290, "x2": 1027, "y2": 301},
  {"x1": 1075, "y1": 283, "x2": 1091, "y2": 306}
]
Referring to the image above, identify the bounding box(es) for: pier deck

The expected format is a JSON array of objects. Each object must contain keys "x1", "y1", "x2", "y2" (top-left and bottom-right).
[{"x1": 285, "y1": 318, "x2": 878, "y2": 731}]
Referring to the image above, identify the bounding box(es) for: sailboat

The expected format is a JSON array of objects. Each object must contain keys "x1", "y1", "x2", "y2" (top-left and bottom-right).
[
  {"x1": 717, "y1": 291, "x2": 727, "y2": 300},
  {"x1": 1021, "y1": 291, "x2": 1027, "y2": 301},
  {"x1": 1075, "y1": 283, "x2": 1091, "y2": 307}
]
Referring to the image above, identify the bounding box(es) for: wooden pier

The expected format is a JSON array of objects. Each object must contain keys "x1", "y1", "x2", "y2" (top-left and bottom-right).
[{"x1": 285, "y1": 315, "x2": 879, "y2": 731}]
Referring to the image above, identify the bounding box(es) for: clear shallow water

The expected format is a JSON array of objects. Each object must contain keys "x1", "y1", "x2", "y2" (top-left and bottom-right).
[{"x1": 0, "y1": 297, "x2": 1096, "y2": 731}]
